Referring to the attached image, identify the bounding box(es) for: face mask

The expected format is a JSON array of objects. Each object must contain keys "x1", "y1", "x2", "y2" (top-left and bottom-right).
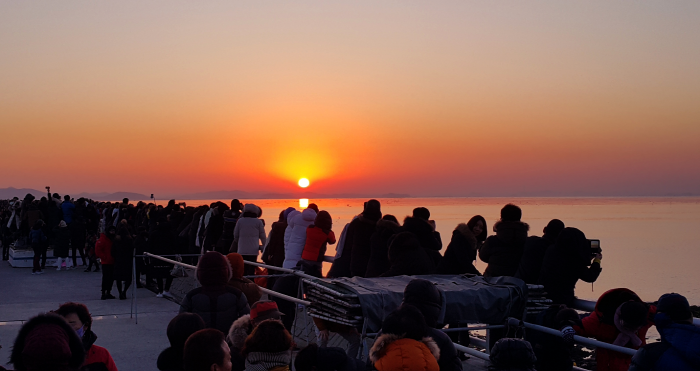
[{"x1": 76, "y1": 326, "x2": 85, "y2": 338}]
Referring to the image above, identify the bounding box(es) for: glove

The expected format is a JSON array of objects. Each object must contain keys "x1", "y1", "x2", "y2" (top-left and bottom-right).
[{"x1": 561, "y1": 326, "x2": 575, "y2": 345}]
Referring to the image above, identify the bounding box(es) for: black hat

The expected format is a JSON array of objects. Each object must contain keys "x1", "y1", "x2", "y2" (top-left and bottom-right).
[{"x1": 657, "y1": 293, "x2": 692, "y2": 323}]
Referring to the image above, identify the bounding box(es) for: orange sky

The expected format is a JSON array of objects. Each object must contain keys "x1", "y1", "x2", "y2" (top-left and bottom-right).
[{"x1": 1, "y1": 1, "x2": 699, "y2": 197}]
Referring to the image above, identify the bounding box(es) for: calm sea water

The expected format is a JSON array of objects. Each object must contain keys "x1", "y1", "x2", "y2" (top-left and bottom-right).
[{"x1": 170, "y1": 197, "x2": 700, "y2": 305}]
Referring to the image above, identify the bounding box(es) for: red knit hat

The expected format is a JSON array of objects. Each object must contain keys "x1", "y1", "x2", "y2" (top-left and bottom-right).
[
  {"x1": 196, "y1": 251, "x2": 232, "y2": 287},
  {"x1": 250, "y1": 300, "x2": 284, "y2": 323},
  {"x1": 226, "y1": 253, "x2": 245, "y2": 279},
  {"x1": 22, "y1": 324, "x2": 72, "y2": 370}
]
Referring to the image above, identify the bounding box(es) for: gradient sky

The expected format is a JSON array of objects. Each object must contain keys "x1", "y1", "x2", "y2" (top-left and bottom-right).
[{"x1": 1, "y1": 1, "x2": 699, "y2": 197}]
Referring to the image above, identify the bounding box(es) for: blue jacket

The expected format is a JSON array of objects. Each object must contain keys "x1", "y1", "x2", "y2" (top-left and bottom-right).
[
  {"x1": 630, "y1": 313, "x2": 700, "y2": 371},
  {"x1": 61, "y1": 201, "x2": 75, "y2": 223},
  {"x1": 29, "y1": 229, "x2": 47, "y2": 245}
]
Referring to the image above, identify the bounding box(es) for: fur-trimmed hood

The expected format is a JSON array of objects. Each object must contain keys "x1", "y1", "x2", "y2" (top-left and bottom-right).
[
  {"x1": 493, "y1": 221, "x2": 529, "y2": 244},
  {"x1": 454, "y1": 223, "x2": 477, "y2": 245},
  {"x1": 370, "y1": 333, "x2": 440, "y2": 363},
  {"x1": 227, "y1": 314, "x2": 253, "y2": 350}
]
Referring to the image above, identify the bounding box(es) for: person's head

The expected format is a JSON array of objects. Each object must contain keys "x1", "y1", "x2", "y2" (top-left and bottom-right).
[
  {"x1": 184, "y1": 329, "x2": 231, "y2": 371},
  {"x1": 197, "y1": 251, "x2": 232, "y2": 287},
  {"x1": 500, "y1": 204, "x2": 522, "y2": 222},
  {"x1": 553, "y1": 305, "x2": 581, "y2": 329},
  {"x1": 106, "y1": 225, "x2": 117, "y2": 238},
  {"x1": 122, "y1": 198, "x2": 129, "y2": 204},
  {"x1": 412, "y1": 207, "x2": 430, "y2": 221},
  {"x1": 618, "y1": 301, "x2": 649, "y2": 331},
  {"x1": 53, "y1": 193, "x2": 60, "y2": 199},
  {"x1": 402, "y1": 279, "x2": 443, "y2": 327},
  {"x1": 64, "y1": 195, "x2": 71, "y2": 202},
  {"x1": 282, "y1": 207, "x2": 296, "y2": 222},
  {"x1": 231, "y1": 199, "x2": 242, "y2": 212},
  {"x1": 242, "y1": 319, "x2": 293, "y2": 356},
  {"x1": 294, "y1": 344, "x2": 319, "y2": 371},
  {"x1": 555, "y1": 227, "x2": 590, "y2": 264},
  {"x1": 467, "y1": 215, "x2": 487, "y2": 242},
  {"x1": 54, "y1": 302, "x2": 92, "y2": 336},
  {"x1": 314, "y1": 210, "x2": 332, "y2": 231},
  {"x1": 10, "y1": 313, "x2": 86, "y2": 371},
  {"x1": 543, "y1": 219, "x2": 565, "y2": 238},
  {"x1": 656, "y1": 293, "x2": 693, "y2": 325},
  {"x1": 363, "y1": 199, "x2": 382, "y2": 221},
  {"x1": 489, "y1": 338, "x2": 536, "y2": 370},
  {"x1": 307, "y1": 203, "x2": 319, "y2": 213},
  {"x1": 225, "y1": 253, "x2": 245, "y2": 280},
  {"x1": 250, "y1": 301, "x2": 284, "y2": 326},
  {"x1": 381, "y1": 214, "x2": 399, "y2": 224},
  {"x1": 381, "y1": 304, "x2": 428, "y2": 341},
  {"x1": 167, "y1": 313, "x2": 206, "y2": 352}
]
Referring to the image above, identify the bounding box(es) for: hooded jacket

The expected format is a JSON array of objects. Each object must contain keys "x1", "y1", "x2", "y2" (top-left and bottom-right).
[
  {"x1": 95, "y1": 233, "x2": 114, "y2": 265},
  {"x1": 347, "y1": 215, "x2": 382, "y2": 278},
  {"x1": 538, "y1": 228, "x2": 601, "y2": 306},
  {"x1": 381, "y1": 232, "x2": 435, "y2": 277},
  {"x1": 515, "y1": 233, "x2": 557, "y2": 284},
  {"x1": 53, "y1": 223, "x2": 72, "y2": 258},
  {"x1": 575, "y1": 288, "x2": 656, "y2": 371},
  {"x1": 629, "y1": 313, "x2": 700, "y2": 371},
  {"x1": 479, "y1": 221, "x2": 529, "y2": 277},
  {"x1": 437, "y1": 223, "x2": 480, "y2": 276},
  {"x1": 234, "y1": 204, "x2": 266, "y2": 256},
  {"x1": 369, "y1": 334, "x2": 439, "y2": 371},
  {"x1": 112, "y1": 224, "x2": 134, "y2": 281},
  {"x1": 401, "y1": 217, "x2": 443, "y2": 269},
  {"x1": 301, "y1": 211, "x2": 335, "y2": 262},
  {"x1": 10, "y1": 313, "x2": 86, "y2": 371},
  {"x1": 262, "y1": 219, "x2": 288, "y2": 267},
  {"x1": 283, "y1": 208, "x2": 316, "y2": 269},
  {"x1": 365, "y1": 219, "x2": 402, "y2": 278},
  {"x1": 227, "y1": 253, "x2": 263, "y2": 306},
  {"x1": 179, "y1": 252, "x2": 251, "y2": 334}
]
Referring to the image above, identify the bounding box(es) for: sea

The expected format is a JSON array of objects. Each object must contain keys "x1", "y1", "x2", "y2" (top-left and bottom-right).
[{"x1": 166, "y1": 197, "x2": 700, "y2": 306}]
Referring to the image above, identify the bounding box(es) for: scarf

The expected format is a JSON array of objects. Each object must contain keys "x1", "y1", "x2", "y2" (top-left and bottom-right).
[
  {"x1": 612, "y1": 306, "x2": 643, "y2": 348},
  {"x1": 244, "y1": 350, "x2": 291, "y2": 371}
]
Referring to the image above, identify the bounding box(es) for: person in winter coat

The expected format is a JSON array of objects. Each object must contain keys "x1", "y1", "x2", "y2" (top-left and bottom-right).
[
  {"x1": 180, "y1": 251, "x2": 251, "y2": 334},
  {"x1": 282, "y1": 207, "x2": 316, "y2": 269},
  {"x1": 55, "y1": 302, "x2": 118, "y2": 371},
  {"x1": 294, "y1": 344, "x2": 366, "y2": 371},
  {"x1": 184, "y1": 329, "x2": 233, "y2": 371},
  {"x1": 515, "y1": 219, "x2": 565, "y2": 284},
  {"x1": 479, "y1": 204, "x2": 529, "y2": 277},
  {"x1": 262, "y1": 209, "x2": 292, "y2": 268},
  {"x1": 61, "y1": 195, "x2": 76, "y2": 224},
  {"x1": 369, "y1": 305, "x2": 440, "y2": 371},
  {"x1": 232, "y1": 204, "x2": 266, "y2": 276},
  {"x1": 157, "y1": 313, "x2": 206, "y2": 371},
  {"x1": 218, "y1": 200, "x2": 243, "y2": 254},
  {"x1": 437, "y1": 215, "x2": 486, "y2": 276},
  {"x1": 29, "y1": 219, "x2": 47, "y2": 274},
  {"x1": 301, "y1": 210, "x2": 336, "y2": 272},
  {"x1": 538, "y1": 227, "x2": 602, "y2": 306},
  {"x1": 54, "y1": 220, "x2": 73, "y2": 270},
  {"x1": 402, "y1": 279, "x2": 463, "y2": 371},
  {"x1": 345, "y1": 200, "x2": 383, "y2": 277},
  {"x1": 9, "y1": 313, "x2": 86, "y2": 371},
  {"x1": 271, "y1": 261, "x2": 320, "y2": 331},
  {"x1": 630, "y1": 293, "x2": 700, "y2": 371},
  {"x1": 149, "y1": 217, "x2": 177, "y2": 298},
  {"x1": 96, "y1": 225, "x2": 117, "y2": 300},
  {"x1": 205, "y1": 203, "x2": 228, "y2": 254},
  {"x1": 242, "y1": 319, "x2": 293, "y2": 371},
  {"x1": 488, "y1": 338, "x2": 537, "y2": 371},
  {"x1": 188, "y1": 206, "x2": 207, "y2": 255},
  {"x1": 282, "y1": 209, "x2": 300, "y2": 254},
  {"x1": 365, "y1": 215, "x2": 402, "y2": 278},
  {"x1": 227, "y1": 301, "x2": 285, "y2": 371},
  {"x1": 575, "y1": 288, "x2": 656, "y2": 371},
  {"x1": 226, "y1": 253, "x2": 262, "y2": 307},
  {"x1": 401, "y1": 208, "x2": 443, "y2": 269},
  {"x1": 526, "y1": 304, "x2": 580, "y2": 371},
  {"x1": 112, "y1": 220, "x2": 134, "y2": 300},
  {"x1": 381, "y1": 232, "x2": 435, "y2": 277}
]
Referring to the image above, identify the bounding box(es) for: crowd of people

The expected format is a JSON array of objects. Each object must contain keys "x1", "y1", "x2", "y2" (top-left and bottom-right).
[{"x1": 1, "y1": 195, "x2": 698, "y2": 371}]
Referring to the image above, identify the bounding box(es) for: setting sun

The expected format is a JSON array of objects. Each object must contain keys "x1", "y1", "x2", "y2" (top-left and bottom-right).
[{"x1": 298, "y1": 178, "x2": 310, "y2": 188}]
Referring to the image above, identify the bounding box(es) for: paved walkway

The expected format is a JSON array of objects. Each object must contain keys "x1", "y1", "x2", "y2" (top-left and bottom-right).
[{"x1": 0, "y1": 261, "x2": 179, "y2": 370}]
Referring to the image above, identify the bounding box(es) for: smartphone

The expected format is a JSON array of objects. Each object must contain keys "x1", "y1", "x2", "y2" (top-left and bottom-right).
[{"x1": 589, "y1": 239, "x2": 602, "y2": 256}]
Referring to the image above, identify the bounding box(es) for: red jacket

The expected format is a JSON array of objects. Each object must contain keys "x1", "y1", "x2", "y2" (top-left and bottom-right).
[
  {"x1": 95, "y1": 233, "x2": 114, "y2": 265},
  {"x1": 301, "y1": 226, "x2": 336, "y2": 262},
  {"x1": 85, "y1": 344, "x2": 118, "y2": 371},
  {"x1": 575, "y1": 288, "x2": 656, "y2": 371}
]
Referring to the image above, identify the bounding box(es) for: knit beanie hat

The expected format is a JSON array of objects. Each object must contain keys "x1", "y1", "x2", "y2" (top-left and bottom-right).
[
  {"x1": 11, "y1": 314, "x2": 85, "y2": 371},
  {"x1": 196, "y1": 251, "x2": 232, "y2": 287},
  {"x1": 500, "y1": 204, "x2": 522, "y2": 222},
  {"x1": 403, "y1": 279, "x2": 443, "y2": 327},
  {"x1": 314, "y1": 211, "x2": 332, "y2": 231},
  {"x1": 657, "y1": 293, "x2": 692, "y2": 323},
  {"x1": 167, "y1": 313, "x2": 206, "y2": 351},
  {"x1": 226, "y1": 253, "x2": 245, "y2": 280}
]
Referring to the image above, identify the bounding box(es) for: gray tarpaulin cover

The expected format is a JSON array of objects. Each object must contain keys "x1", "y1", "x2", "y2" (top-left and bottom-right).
[{"x1": 328, "y1": 275, "x2": 528, "y2": 332}]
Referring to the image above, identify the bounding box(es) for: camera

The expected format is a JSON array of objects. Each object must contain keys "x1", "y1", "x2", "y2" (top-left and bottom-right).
[{"x1": 589, "y1": 239, "x2": 602, "y2": 256}]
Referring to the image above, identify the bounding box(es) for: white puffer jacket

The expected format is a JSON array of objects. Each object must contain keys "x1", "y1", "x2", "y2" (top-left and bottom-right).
[
  {"x1": 283, "y1": 208, "x2": 317, "y2": 268},
  {"x1": 234, "y1": 204, "x2": 266, "y2": 256}
]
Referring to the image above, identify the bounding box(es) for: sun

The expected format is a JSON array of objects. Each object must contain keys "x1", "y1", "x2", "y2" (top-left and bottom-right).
[{"x1": 298, "y1": 178, "x2": 310, "y2": 188}]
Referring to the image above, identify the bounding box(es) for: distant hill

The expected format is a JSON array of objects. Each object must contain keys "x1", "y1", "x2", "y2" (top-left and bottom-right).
[
  {"x1": 75, "y1": 192, "x2": 151, "y2": 201},
  {"x1": 175, "y1": 190, "x2": 411, "y2": 200},
  {"x1": 0, "y1": 187, "x2": 46, "y2": 200}
]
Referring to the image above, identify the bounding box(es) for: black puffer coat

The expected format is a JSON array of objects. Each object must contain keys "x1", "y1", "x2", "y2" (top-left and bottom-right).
[
  {"x1": 437, "y1": 223, "x2": 480, "y2": 276},
  {"x1": 488, "y1": 338, "x2": 537, "y2": 371},
  {"x1": 348, "y1": 215, "x2": 381, "y2": 277},
  {"x1": 112, "y1": 224, "x2": 134, "y2": 281},
  {"x1": 515, "y1": 234, "x2": 557, "y2": 284},
  {"x1": 262, "y1": 220, "x2": 287, "y2": 267},
  {"x1": 479, "y1": 221, "x2": 529, "y2": 277},
  {"x1": 365, "y1": 219, "x2": 401, "y2": 278},
  {"x1": 401, "y1": 217, "x2": 443, "y2": 268},
  {"x1": 381, "y1": 232, "x2": 435, "y2": 277}
]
